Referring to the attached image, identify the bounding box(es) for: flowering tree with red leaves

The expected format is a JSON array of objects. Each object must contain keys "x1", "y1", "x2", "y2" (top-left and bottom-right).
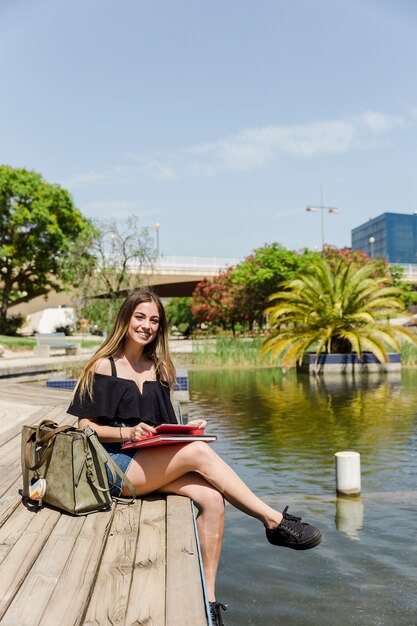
[
  {"x1": 323, "y1": 245, "x2": 417, "y2": 306},
  {"x1": 323, "y1": 245, "x2": 389, "y2": 274},
  {"x1": 191, "y1": 267, "x2": 243, "y2": 334},
  {"x1": 191, "y1": 244, "x2": 318, "y2": 333}
]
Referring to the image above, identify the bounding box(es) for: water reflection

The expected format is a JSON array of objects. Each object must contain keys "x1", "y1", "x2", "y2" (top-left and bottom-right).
[
  {"x1": 188, "y1": 368, "x2": 417, "y2": 625},
  {"x1": 335, "y1": 496, "x2": 364, "y2": 540},
  {"x1": 191, "y1": 369, "x2": 417, "y2": 467}
]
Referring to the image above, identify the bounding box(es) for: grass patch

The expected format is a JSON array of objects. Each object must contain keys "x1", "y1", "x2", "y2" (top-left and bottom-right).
[
  {"x1": 0, "y1": 335, "x2": 103, "y2": 352},
  {"x1": 188, "y1": 336, "x2": 275, "y2": 368},
  {"x1": 400, "y1": 342, "x2": 417, "y2": 366},
  {"x1": 0, "y1": 335, "x2": 36, "y2": 350},
  {"x1": 80, "y1": 338, "x2": 104, "y2": 349}
]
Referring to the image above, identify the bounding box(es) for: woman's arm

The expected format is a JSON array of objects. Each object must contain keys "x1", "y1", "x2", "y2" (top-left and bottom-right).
[{"x1": 78, "y1": 418, "x2": 157, "y2": 443}]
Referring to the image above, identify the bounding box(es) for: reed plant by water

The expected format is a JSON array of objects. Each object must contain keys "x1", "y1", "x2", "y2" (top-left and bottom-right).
[
  {"x1": 178, "y1": 336, "x2": 417, "y2": 370},
  {"x1": 400, "y1": 341, "x2": 417, "y2": 366},
  {"x1": 189, "y1": 336, "x2": 274, "y2": 368}
]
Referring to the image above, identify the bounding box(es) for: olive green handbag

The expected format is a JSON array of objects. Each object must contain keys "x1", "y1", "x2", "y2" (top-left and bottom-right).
[{"x1": 21, "y1": 420, "x2": 135, "y2": 515}]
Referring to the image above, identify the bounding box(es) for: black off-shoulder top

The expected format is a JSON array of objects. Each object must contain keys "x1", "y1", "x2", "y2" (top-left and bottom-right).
[{"x1": 67, "y1": 358, "x2": 178, "y2": 428}]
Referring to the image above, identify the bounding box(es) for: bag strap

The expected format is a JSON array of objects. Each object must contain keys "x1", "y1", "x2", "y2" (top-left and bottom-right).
[
  {"x1": 36, "y1": 419, "x2": 60, "y2": 440},
  {"x1": 24, "y1": 422, "x2": 74, "y2": 471},
  {"x1": 37, "y1": 423, "x2": 73, "y2": 445},
  {"x1": 84, "y1": 426, "x2": 136, "y2": 503}
]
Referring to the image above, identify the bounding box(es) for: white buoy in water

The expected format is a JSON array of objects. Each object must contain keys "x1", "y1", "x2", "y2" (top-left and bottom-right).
[{"x1": 335, "y1": 451, "x2": 361, "y2": 495}]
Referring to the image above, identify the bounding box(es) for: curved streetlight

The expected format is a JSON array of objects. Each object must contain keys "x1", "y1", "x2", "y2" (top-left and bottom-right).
[{"x1": 306, "y1": 187, "x2": 340, "y2": 251}]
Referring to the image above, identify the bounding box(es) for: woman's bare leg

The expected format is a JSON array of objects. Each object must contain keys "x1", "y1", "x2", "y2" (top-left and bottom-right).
[
  {"x1": 155, "y1": 472, "x2": 224, "y2": 602},
  {"x1": 123, "y1": 441, "x2": 282, "y2": 529}
]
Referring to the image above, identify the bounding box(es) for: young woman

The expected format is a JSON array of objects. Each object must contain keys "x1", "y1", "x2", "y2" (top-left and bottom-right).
[{"x1": 68, "y1": 289, "x2": 322, "y2": 626}]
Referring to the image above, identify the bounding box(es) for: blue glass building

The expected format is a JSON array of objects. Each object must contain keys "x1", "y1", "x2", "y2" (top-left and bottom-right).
[{"x1": 351, "y1": 212, "x2": 417, "y2": 264}]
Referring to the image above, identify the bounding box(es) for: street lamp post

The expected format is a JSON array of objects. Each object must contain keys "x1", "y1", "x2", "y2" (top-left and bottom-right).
[
  {"x1": 306, "y1": 187, "x2": 340, "y2": 250},
  {"x1": 154, "y1": 223, "x2": 160, "y2": 257},
  {"x1": 369, "y1": 236, "x2": 375, "y2": 259}
]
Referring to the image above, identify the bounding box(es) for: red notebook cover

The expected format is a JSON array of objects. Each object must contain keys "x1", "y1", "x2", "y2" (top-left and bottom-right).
[
  {"x1": 121, "y1": 434, "x2": 217, "y2": 449},
  {"x1": 154, "y1": 424, "x2": 205, "y2": 435},
  {"x1": 121, "y1": 423, "x2": 217, "y2": 450}
]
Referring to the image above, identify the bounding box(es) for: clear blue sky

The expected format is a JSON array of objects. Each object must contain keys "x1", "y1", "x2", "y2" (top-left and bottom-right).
[{"x1": 1, "y1": 0, "x2": 416, "y2": 258}]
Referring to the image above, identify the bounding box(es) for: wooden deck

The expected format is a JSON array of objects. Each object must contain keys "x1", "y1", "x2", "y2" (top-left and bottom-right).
[{"x1": 0, "y1": 383, "x2": 210, "y2": 626}]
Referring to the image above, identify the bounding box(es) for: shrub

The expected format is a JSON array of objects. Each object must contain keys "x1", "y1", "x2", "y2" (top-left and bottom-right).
[{"x1": 0, "y1": 315, "x2": 25, "y2": 336}]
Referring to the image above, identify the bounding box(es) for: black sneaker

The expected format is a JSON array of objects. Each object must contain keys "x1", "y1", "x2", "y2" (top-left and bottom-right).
[
  {"x1": 209, "y1": 601, "x2": 227, "y2": 626},
  {"x1": 265, "y1": 506, "x2": 323, "y2": 550}
]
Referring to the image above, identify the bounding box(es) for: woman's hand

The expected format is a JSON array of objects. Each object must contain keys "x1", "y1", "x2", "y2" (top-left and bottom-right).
[
  {"x1": 127, "y1": 422, "x2": 157, "y2": 441},
  {"x1": 186, "y1": 418, "x2": 207, "y2": 430}
]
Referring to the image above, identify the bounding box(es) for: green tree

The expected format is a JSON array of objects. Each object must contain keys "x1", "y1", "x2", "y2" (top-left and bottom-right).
[
  {"x1": 69, "y1": 216, "x2": 156, "y2": 332},
  {"x1": 232, "y1": 243, "x2": 318, "y2": 330},
  {"x1": 165, "y1": 297, "x2": 196, "y2": 336},
  {"x1": 78, "y1": 297, "x2": 124, "y2": 336},
  {"x1": 0, "y1": 165, "x2": 94, "y2": 323},
  {"x1": 191, "y1": 244, "x2": 318, "y2": 334},
  {"x1": 89, "y1": 216, "x2": 155, "y2": 299},
  {"x1": 262, "y1": 255, "x2": 417, "y2": 369}
]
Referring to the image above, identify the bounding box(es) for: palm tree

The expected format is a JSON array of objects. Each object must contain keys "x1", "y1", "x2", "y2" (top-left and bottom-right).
[{"x1": 262, "y1": 256, "x2": 417, "y2": 369}]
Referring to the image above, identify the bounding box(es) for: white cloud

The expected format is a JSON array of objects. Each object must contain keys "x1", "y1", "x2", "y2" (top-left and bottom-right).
[
  {"x1": 137, "y1": 157, "x2": 176, "y2": 181},
  {"x1": 63, "y1": 110, "x2": 409, "y2": 189},
  {"x1": 192, "y1": 111, "x2": 407, "y2": 170},
  {"x1": 359, "y1": 110, "x2": 405, "y2": 133}
]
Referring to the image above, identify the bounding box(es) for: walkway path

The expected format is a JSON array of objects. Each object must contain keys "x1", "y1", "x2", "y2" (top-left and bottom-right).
[{"x1": 0, "y1": 345, "x2": 96, "y2": 379}]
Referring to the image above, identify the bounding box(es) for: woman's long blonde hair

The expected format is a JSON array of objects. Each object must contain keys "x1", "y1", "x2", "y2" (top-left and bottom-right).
[{"x1": 75, "y1": 289, "x2": 176, "y2": 400}]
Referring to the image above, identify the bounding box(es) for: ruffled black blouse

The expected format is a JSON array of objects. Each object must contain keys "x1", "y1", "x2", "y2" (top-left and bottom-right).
[{"x1": 67, "y1": 371, "x2": 178, "y2": 428}]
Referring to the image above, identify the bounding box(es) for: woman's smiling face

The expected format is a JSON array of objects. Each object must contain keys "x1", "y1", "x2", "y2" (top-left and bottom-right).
[{"x1": 127, "y1": 300, "x2": 160, "y2": 347}]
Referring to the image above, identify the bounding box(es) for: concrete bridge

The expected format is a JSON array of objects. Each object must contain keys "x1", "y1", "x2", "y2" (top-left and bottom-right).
[
  {"x1": 140, "y1": 255, "x2": 241, "y2": 297},
  {"x1": 10, "y1": 256, "x2": 241, "y2": 317},
  {"x1": 10, "y1": 258, "x2": 417, "y2": 319}
]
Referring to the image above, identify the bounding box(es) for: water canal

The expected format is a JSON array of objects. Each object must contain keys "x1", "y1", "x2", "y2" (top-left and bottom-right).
[{"x1": 188, "y1": 368, "x2": 417, "y2": 626}]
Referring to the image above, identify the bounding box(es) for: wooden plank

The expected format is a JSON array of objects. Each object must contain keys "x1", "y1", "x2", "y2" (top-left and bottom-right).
[
  {"x1": 166, "y1": 496, "x2": 208, "y2": 626},
  {"x1": 1, "y1": 513, "x2": 85, "y2": 626},
  {"x1": 0, "y1": 382, "x2": 209, "y2": 626},
  {"x1": 83, "y1": 501, "x2": 142, "y2": 626},
  {"x1": 0, "y1": 477, "x2": 27, "y2": 529},
  {"x1": 0, "y1": 403, "x2": 74, "y2": 448},
  {"x1": 0, "y1": 398, "x2": 39, "y2": 440},
  {"x1": 0, "y1": 502, "x2": 42, "y2": 566},
  {"x1": 0, "y1": 506, "x2": 61, "y2": 621},
  {"x1": 0, "y1": 402, "x2": 65, "y2": 447},
  {"x1": 0, "y1": 439, "x2": 26, "y2": 484},
  {"x1": 0, "y1": 382, "x2": 72, "y2": 404},
  {"x1": 124, "y1": 496, "x2": 167, "y2": 626},
  {"x1": 40, "y1": 509, "x2": 115, "y2": 626}
]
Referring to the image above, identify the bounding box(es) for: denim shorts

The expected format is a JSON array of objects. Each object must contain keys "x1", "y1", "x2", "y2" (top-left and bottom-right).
[{"x1": 102, "y1": 443, "x2": 137, "y2": 497}]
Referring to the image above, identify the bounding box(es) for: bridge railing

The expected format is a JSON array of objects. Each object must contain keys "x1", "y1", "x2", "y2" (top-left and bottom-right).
[
  {"x1": 128, "y1": 255, "x2": 242, "y2": 276},
  {"x1": 155, "y1": 255, "x2": 241, "y2": 269},
  {"x1": 392, "y1": 264, "x2": 417, "y2": 282}
]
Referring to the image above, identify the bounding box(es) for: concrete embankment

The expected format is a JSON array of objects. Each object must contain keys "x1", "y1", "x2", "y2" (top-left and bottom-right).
[{"x1": 0, "y1": 349, "x2": 95, "y2": 381}]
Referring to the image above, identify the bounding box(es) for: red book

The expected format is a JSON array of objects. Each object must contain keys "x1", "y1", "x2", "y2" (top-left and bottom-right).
[{"x1": 121, "y1": 423, "x2": 217, "y2": 450}]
